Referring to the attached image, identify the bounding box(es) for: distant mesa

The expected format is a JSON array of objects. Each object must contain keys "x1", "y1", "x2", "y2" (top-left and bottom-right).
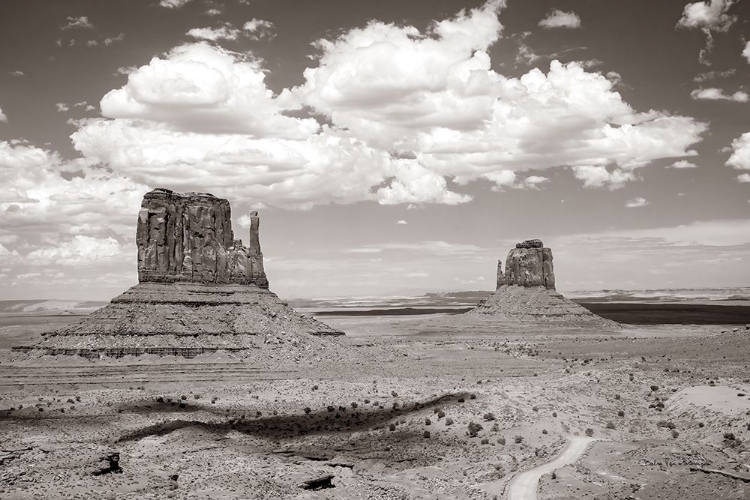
[
  {"x1": 472, "y1": 239, "x2": 616, "y2": 326},
  {"x1": 17, "y1": 188, "x2": 343, "y2": 358}
]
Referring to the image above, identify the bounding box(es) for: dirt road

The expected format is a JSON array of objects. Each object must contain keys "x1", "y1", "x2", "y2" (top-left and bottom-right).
[{"x1": 505, "y1": 436, "x2": 596, "y2": 500}]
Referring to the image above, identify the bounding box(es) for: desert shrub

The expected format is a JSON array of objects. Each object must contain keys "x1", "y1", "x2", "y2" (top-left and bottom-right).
[
  {"x1": 551, "y1": 471, "x2": 557, "y2": 480},
  {"x1": 445, "y1": 417, "x2": 454, "y2": 426},
  {"x1": 351, "y1": 402, "x2": 358, "y2": 408},
  {"x1": 617, "y1": 410, "x2": 625, "y2": 417},
  {"x1": 514, "y1": 435, "x2": 523, "y2": 444},
  {"x1": 181, "y1": 395, "x2": 187, "y2": 400},
  {"x1": 364, "y1": 399, "x2": 370, "y2": 404},
  {"x1": 303, "y1": 407, "x2": 311, "y2": 414},
  {"x1": 498, "y1": 437, "x2": 506, "y2": 445},
  {"x1": 437, "y1": 410, "x2": 446, "y2": 419},
  {"x1": 585, "y1": 428, "x2": 594, "y2": 437},
  {"x1": 657, "y1": 420, "x2": 676, "y2": 430},
  {"x1": 423, "y1": 431, "x2": 431, "y2": 438},
  {"x1": 481, "y1": 438, "x2": 489, "y2": 445},
  {"x1": 256, "y1": 411, "x2": 262, "y2": 417},
  {"x1": 211, "y1": 397, "x2": 217, "y2": 404},
  {"x1": 312, "y1": 385, "x2": 318, "y2": 391},
  {"x1": 425, "y1": 418, "x2": 432, "y2": 426},
  {"x1": 389, "y1": 423, "x2": 396, "y2": 431},
  {"x1": 606, "y1": 422, "x2": 616, "y2": 430},
  {"x1": 614, "y1": 394, "x2": 621, "y2": 400},
  {"x1": 532, "y1": 406, "x2": 539, "y2": 412},
  {"x1": 671, "y1": 430, "x2": 679, "y2": 439},
  {"x1": 698, "y1": 422, "x2": 704, "y2": 428},
  {"x1": 458, "y1": 397, "x2": 465, "y2": 403},
  {"x1": 491, "y1": 423, "x2": 499, "y2": 432},
  {"x1": 193, "y1": 394, "x2": 201, "y2": 400},
  {"x1": 542, "y1": 429, "x2": 548, "y2": 434},
  {"x1": 156, "y1": 397, "x2": 164, "y2": 403},
  {"x1": 650, "y1": 385, "x2": 659, "y2": 392},
  {"x1": 467, "y1": 421, "x2": 483, "y2": 437},
  {"x1": 552, "y1": 412, "x2": 558, "y2": 418},
  {"x1": 391, "y1": 391, "x2": 398, "y2": 397},
  {"x1": 327, "y1": 405, "x2": 335, "y2": 412},
  {"x1": 483, "y1": 412, "x2": 496, "y2": 421},
  {"x1": 470, "y1": 394, "x2": 477, "y2": 400}
]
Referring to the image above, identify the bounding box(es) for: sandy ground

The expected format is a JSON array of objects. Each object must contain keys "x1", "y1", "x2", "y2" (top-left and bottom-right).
[{"x1": 0, "y1": 315, "x2": 749, "y2": 499}]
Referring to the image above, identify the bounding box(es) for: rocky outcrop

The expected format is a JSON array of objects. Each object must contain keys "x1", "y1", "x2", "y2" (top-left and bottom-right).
[
  {"x1": 28, "y1": 188, "x2": 343, "y2": 358},
  {"x1": 498, "y1": 239, "x2": 555, "y2": 290},
  {"x1": 468, "y1": 239, "x2": 616, "y2": 327},
  {"x1": 137, "y1": 188, "x2": 267, "y2": 288}
]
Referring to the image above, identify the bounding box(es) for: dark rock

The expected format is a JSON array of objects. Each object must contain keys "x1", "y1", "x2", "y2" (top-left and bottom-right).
[
  {"x1": 515, "y1": 239, "x2": 544, "y2": 249},
  {"x1": 137, "y1": 188, "x2": 267, "y2": 288}
]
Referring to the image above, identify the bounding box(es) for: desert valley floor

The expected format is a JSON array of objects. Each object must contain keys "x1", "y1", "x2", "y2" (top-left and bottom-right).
[{"x1": 1, "y1": 313, "x2": 749, "y2": 499}]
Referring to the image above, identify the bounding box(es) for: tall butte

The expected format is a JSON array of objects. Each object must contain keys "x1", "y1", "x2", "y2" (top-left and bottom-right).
[
  {"x1": 468, "y1": 239, "x2": 617, "y2": 326},
  {"x1": 28, "y1": 188, "x2": 342, "y2": 358}
]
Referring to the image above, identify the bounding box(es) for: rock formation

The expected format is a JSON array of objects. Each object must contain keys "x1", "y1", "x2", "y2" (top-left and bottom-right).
[
  {"x1": 500, "y1": 239, "x2": 555, "y2": 290},
  {"x1": 471, "y1": 239, "x2": 616, "y2": 326},
  {"x1": 137, "y1": 189, "x2": 267, "y2": 287},
  {"x1": 23, "y1": 188, "x2": 343, "y2": 358}
]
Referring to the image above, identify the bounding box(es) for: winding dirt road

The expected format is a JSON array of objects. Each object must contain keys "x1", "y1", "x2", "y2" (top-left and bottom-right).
[{"x1": 505, "y1": 436, "x2": 596, "y2": 500}]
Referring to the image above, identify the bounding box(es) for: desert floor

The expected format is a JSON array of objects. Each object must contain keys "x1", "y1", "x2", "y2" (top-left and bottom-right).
[{"x1": 1, "y1": 314, "x2": 749, "y2": 499}]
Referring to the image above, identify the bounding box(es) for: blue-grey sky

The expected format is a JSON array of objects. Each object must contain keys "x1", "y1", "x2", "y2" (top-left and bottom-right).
[{"x1": 0, "y1": 0, "x2": 749, "y2": 300}]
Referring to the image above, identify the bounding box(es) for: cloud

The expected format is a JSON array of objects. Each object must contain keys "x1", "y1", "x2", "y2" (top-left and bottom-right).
[
  {"x1": 187, "y1": 19, "x2": 275, "y2": 42},
  {"x1": 206, "y1": 8, "x2": 221, "y2": 16},
  {"x1": 70, "y1": 1, "x2": 705, "y2": 208},
  {"x1": 0, "y1": 106, "x2": 6, "y2": 122},
  {"x1": 187, "y1": 25, "x2": 242, "y2": 41},
  {"x1": 243, "y1": 19, "x2": 275, "y2": 40},
  {"x1": 738, "y1": 173, "x2": 750, "y2": 182},
  {"x1": 55, "y1": 103, "x2": 70, "y2": 113},
  {"x1": 691, "y1": 87, "x2": 749, "y2": 102},
  {"x1": 348, "y1": 241, "x2": 484, "y2": 257},
  {"x1": 726, "y1": 132, "x2": 750, "y2": 170},
  {"x1": 104, "y1": 33, "x2": 125, "y2": 46},
  {"x1": 669, "y1": 160, "x2": 699, "y2": 168},
  {"x1": 406, "y1": 272, "x2": 429, "y2": 278},
  {"x1": 538, "y1": 9, "x2": 582, "y2": 29},
  {"x1": 625, "y1": 197, "x2": 649, "y2": 208},
  {"x1": 26, "y1": 236, "x2": 124, "y2": 266},
  {"x1": 676, "y1": 0, "x2": 737, "y2": 65},
  {"x1": 8, "y1": 71, "x2": 24, "y2": 77},
  {"x1": 516, "y1": 43, "x2": 540, "y2": 65},
  {"x1": 744, "y1": 41, "x2": 750, "y2": 63},
  {"x1": 159, "y1": 0, "x2": 193, "y2": 8},
  {"x1": 572, "y1": 166, "x2": 637, "y2": 189},
  {"x1": 676, "y1": 0, "x2": 736, "y2": 31},
  {"x1": 63, "y1": 16, "x2": 94, "y2": 30},
  {"x1": 396, "y1": 220, "x2": 408, "y2": 225},
  {"x1": 693, "y1": 68, "x2": 736, "y2": 82},
  {"x1": 96, "y1": 42, "x2": 318, "y2": 137}
]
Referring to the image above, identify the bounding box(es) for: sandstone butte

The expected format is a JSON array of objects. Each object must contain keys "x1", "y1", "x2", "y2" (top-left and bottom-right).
[
  {"x1": 470, "y1": 239, "x2": 617, "y2": 326},
  {"x1": 19, "y1": 188, "x2": 343, "y2": 358}
]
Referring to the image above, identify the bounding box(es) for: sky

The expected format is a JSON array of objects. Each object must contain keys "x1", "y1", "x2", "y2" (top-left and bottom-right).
[{"x1": 0, "y1": 0, "x2": 749, "y2": 301}]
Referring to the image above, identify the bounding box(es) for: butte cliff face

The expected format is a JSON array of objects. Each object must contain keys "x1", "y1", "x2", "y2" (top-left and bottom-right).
[
  {"x1": 497, "y1": 239, "x2": 555, "y2": 290},
  {"x1": 474, "y1": 239, "x2": 616, "y2": 327},
  {"x1": 25, "y1": 188, "x2": 342, "y2": 358},
  {"x1": 137, "y1": 188, "x2": 267, "y2": 287}
]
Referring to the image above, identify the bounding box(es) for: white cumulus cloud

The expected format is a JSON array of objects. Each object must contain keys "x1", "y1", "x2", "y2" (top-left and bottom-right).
[
  {"x1": 691, "y1": 87, "x2": 749, "y2": 102},
  {"x1": 669, "y1": 160, "x2": 699, "y2": 168},
  {"x1": 159, "y1": 0, "x2": 193, "y2": 8},
  {"x1": 726, "y1": 132, "x2": 750, "y2": 171},
  {"x1": 0, "y1": 106, "x2": 6, "y2": 122},
  {"x1": 625, "y1": 197, "x2": 649, "y2": 208},
  {"x1": 243, "y1": 19, "x2": 275, "y2": 40},
  {"x1": 676, "y1": 0, "x2": 737, "y2": 65},
  {"x1": 744, "y1": 41, "x2": 750, "y2": 63},
  {"x1": 538, "y1": 9, "x2": 582, "y2": 29},
  {"x1": 63, "y1": 16, "x2": 94, "y2": 30}
]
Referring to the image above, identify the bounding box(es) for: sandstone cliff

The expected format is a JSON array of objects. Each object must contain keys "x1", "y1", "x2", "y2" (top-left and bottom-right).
[
  {"x1": 137, "y1": 188, "x2": 267, "y2": 288},
  {"x1": 498, "y1": 239, "x2": 555, "y2": 290}
]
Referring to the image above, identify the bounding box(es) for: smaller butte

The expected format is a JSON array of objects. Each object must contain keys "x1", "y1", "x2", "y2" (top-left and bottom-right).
[
  {"x1": 17, "y1": 188, "x2": 343, "y2": 358},
  {"x1": 469, "y1": 239, "x2": 617, "y2": 327}
]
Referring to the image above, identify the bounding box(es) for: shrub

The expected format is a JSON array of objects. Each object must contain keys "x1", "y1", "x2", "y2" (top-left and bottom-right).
[
  {"x1": 470, "y1": 394, "x2": 477, "y2": 400},
  {"x1": 481, "y1": 438, "x2": 489, "y2": 445},
  {"x1": 304, "y1": 407, "x2": 311, "y2": 414},
  {"x1": 181, "y1": 395, "x2": 187, "y2": 401},
  {"x1": 585, "y1": 428, "x2": 594, "y2": 437},
  {"x1": 312, "y1": 385, "x2": 318, "y2": 391},
  {"x1": 698, "y1": 422, "x2": 704, "y2": 428},
  {"x1": 391, "y1": 391, "x2": 398, "y2": 397},
  {"x1": 483, "y1": 412, "x2": 496, "y2": 421},
  {"x1": 467, "y1": 421, "x2": 483, "y2": 437},
  {"x1": 498, "y1": 437, "x2": 506, "y2": 445},
  {"x1": 617, "y1": 410, "x2": 625, "y2": 417},
  {"x1": 445, "y1": 417, "x2": 454, "y2": 426},
  {"x1": 606, "y1": 422, "x2": 616, "y2": 430},
  {"x1": 425, "y1": 418, "x2": 432, "y2": 426},
  {"x1": 551, "y1": 471, "x2": 557, "y2": 480},
  {"x1": 657, "y1": 420, "x2": 676, "y2": 430},
  {"x1": 650, "y1": 385, "x2": 659, "y2": 392},
  {"x1": 437, "y1": 410, "x2": 446, "y2": 419},
  {"x1": 552, "y1": 411, "x2": 558, "y2": 418},
  {"x1": 389, "y1": 423, "x2": 396, "y2": 431},
  {"x1": 532, "y1": 406, "x2": 539, "y2": 412},
  {"x1": 351, "y1": 402, "x2": 358, "y2": 408},
  {"x1": 423, "y1": 431, "x2": 431, "y2": 438},
  {"x1": 514, "y1": 435, "x2": 523, "y2": 444},
  {"x1": 671, "y1": 430, "x2": 679, "y2": 438},
  {"x1": 458, "y1": 397, "x2": 465, "y2": 403},
  {"x1": 542, "y1": 429, "x2": 548, "y2": 434}
]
